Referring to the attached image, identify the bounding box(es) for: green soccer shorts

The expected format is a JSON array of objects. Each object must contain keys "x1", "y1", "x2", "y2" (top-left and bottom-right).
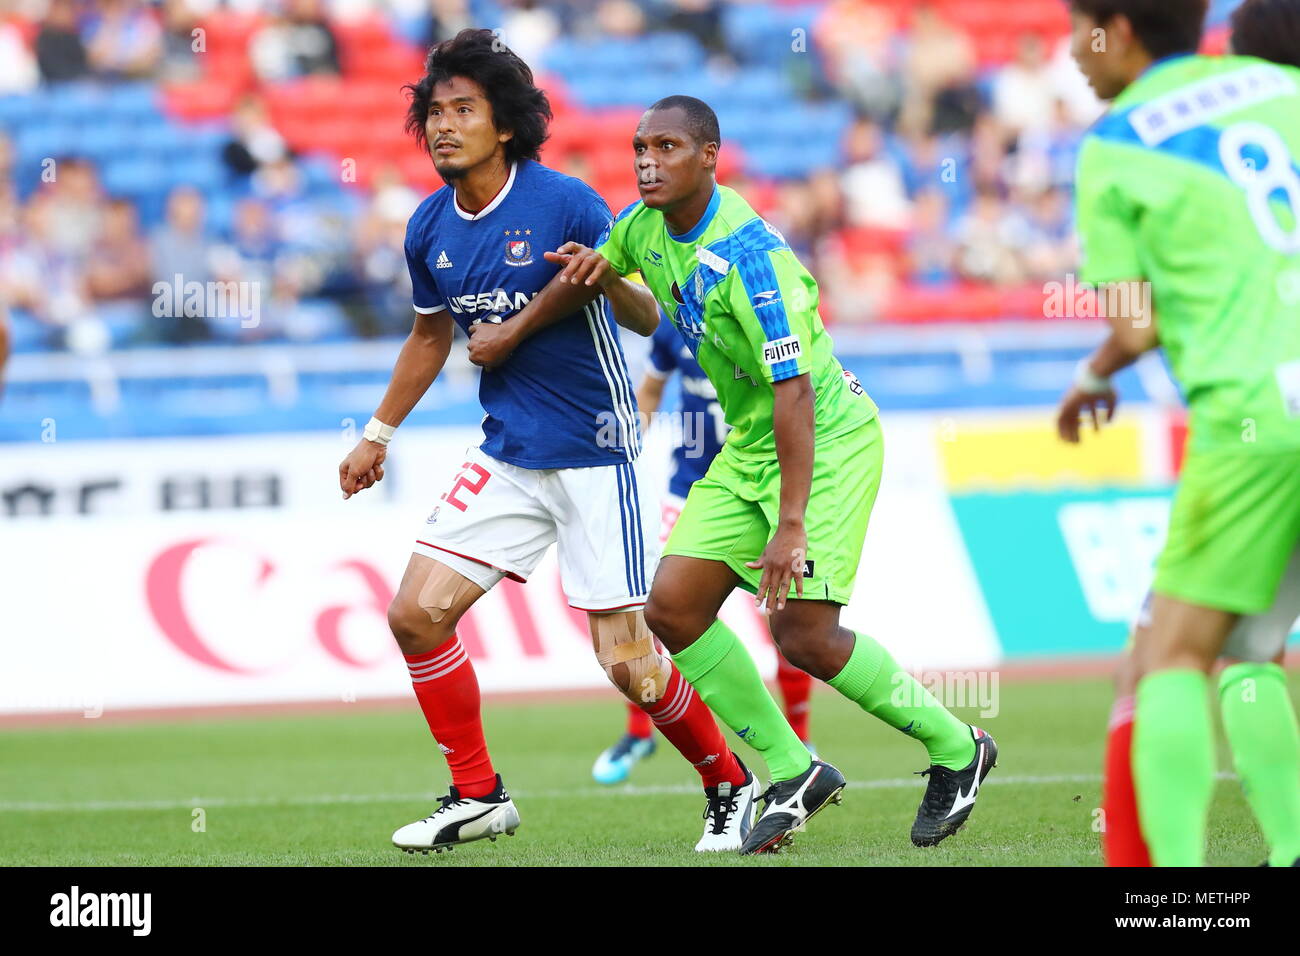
[
  {"x1": 1153, "y1": 447, "x2": 1300, "y2": 615},
  {"x1": 664, "y1": 417, "x2": 883, "y2": 605}
]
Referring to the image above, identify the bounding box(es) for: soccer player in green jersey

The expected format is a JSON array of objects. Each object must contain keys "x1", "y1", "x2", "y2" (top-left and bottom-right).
[
  {"x1": 474, "y1": 96, "x2": 998, "y2": 854},
  {"x1": 1058, "y1": 0, "x2": 1300, "y2": 867},
  {"x1": 1079, "y1": 0, "x2": 1300, "y2": 870}
]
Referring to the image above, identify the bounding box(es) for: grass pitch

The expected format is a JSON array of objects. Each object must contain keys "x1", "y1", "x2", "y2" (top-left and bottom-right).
[{"x1": 1, "y1": 675, "x2": 1285, "y2": 866}]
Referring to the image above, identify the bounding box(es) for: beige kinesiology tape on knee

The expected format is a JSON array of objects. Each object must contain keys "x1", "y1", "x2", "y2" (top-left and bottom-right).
[
  {"x1": 417, "y1": 563, "x2": 480, "y2": 626},
  {"x1": 591, "y1": 612, "x2": 670, "y2": 703}
]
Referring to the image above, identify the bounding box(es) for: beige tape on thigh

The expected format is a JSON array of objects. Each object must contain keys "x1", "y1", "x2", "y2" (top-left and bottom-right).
[
  {"x1": 591, "y1": 611, "x2": 670, "y2": 703},
  {"x1": 417, "y1": 562, "x2": 480, "y2": 625}
]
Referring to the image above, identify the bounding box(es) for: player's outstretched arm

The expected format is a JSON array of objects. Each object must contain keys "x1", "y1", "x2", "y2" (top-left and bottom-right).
[
  {"x1": 465, "y1": 243, "x2": 604, "y2": 369},
  {"x1": 547, "y1": 242, "x2": 659, "y2": 336},
  {"x1": 600, "y1": 270, "x2": 660, "y2": 337},
  {"x1": 465, "y1": 242, "x2": 659, "y2": 368},
  {"x1": 747, "y1": 373, "x2": 815, "y2": 612},
  {"x1": 339, "y1": 309, "x2": 453, "y2": 499}
]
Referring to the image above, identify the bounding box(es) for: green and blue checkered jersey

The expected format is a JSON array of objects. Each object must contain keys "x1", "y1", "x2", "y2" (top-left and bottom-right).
[
  {"x1": 1077, "y1": 54, "x2": 1300, "y2": 452},
  {"x1": 597, "y1": 184, "x2": 876, "y2": 460}
]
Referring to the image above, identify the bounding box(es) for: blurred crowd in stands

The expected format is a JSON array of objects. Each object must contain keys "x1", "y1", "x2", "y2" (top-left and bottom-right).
[{"x1": 0, "y1": 0, "x2": 1125, "y2": 355}]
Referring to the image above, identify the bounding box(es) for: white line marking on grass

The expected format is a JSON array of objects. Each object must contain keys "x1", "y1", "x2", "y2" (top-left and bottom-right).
[{"x1": 1, "y1": 770, "x2": 1215, "y2": 814}]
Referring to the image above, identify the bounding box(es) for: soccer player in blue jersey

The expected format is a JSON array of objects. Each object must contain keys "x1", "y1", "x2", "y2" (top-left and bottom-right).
[
  {"x1": 592, "y1": 313, "x2": 818, "y2": 784},
  {"x1": 337, "y1": 30, "x2": 759, "y2": 854}
]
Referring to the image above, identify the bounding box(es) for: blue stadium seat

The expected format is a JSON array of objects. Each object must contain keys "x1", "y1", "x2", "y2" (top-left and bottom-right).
[
  {"x1": 282, "y1": 298, "x2": 354, "y2": 344},
  {"x1": 0, "y1": 93, "x2": 38, "y2": 126},
  {"x1": 95, "y1": 301, "x2": 149, "y2": 349},
  {"x1": 165, "y1": 156, "x2": 225, "y2": 191},
  {"x1": 132, "y1": 123, "x2": 191, "y2": 157},
  {"x1": 722, "y1": 2, "x2": 821, "y2": 65},
  {"x1": 704, "y1": 68, "x2": 791, "y2": 109},
  {"x1": 76, "y1": 121, "x2": 134, "y2": 162},
  {"x1": 4, "y1": 309, "x2": 57, "y2": 354},
  {"x1": 299, "y1": 158, "x2": 343, "y2": 190},
  {"x1": 204, "y1": 194, "x2": 237, "y2": 235},
  {"x1": 45, "y1": 83, "x2": 108, "y2": 123},
  {"x1": 103, "y1": 82, "x2": 160, "y2": 124},
  {"x1": 101, "y1": 157, "x2": 167, "y2": 197},
  {"x1": 16, "y1": 123, "x2": 80, "y2": 163},
  {"x1": 545, "y1": 33, "x2": 703, "y2": 82}
]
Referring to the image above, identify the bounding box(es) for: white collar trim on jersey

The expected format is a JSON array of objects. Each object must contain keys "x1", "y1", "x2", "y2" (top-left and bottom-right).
[{"x1": 453, "y1": 162, "x2": 518, "y2": 221}]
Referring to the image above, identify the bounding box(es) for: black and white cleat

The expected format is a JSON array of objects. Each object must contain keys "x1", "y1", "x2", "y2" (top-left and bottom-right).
[
  {"x1": 910, "y1": 726, "x2": 998, "y2": 848},
  {"x1": 740, "y1": 760, "x2": 846, "y2": 855},
  {"x1": 696, "y1": 758, "x2": 761, "y2": 852},
  {"x1": 392, "y1": 775, "x2": 520, "y2": 854}
]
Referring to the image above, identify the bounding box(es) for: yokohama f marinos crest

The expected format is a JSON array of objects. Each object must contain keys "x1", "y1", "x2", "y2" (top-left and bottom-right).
[{"x1": 504, "y1": 239, "x2": 533, "y2": 267}]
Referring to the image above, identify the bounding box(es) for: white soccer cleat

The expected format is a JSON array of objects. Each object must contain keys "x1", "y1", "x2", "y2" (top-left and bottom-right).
[
  {"x1": 393, "y1": 775, "x2": 521, "y2": 854},
  {"x1": 695, "y1": 759, "x2": 761, "y2": 852}
]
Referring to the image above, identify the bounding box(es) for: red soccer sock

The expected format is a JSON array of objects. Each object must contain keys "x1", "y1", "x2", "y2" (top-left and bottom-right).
[
  {"x1": 625, "y1": 700, "x2": 654, "y2": 739},
  {"x1": 642, "y1": 665, "x2": 745, "y2": 789},
  {"x1": 1102, "y1": 695, "x2": 1151, "y2": 867},
  {"x1": 405, "y1": 638, "x2": 496, "y2": 799},
  {"x1": 776, "y1": 655, "x2": 814, "y2": 742}
]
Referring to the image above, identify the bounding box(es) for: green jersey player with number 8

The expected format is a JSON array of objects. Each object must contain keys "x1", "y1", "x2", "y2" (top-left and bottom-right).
[{"x1": 1060, "y1": 0, "x2": 1300, "y2": 867}]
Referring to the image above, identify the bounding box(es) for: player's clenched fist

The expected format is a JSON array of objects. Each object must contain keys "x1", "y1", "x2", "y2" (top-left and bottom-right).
[
  {"x1": 339, "y1": 438, "x2": 387, "y2": 499},
  {"x1": 466, "y1": 318, "x2": 517, "y2": 369},
  {"x1": 543, "y1": 241, "x2": 613, "y2": 288}
]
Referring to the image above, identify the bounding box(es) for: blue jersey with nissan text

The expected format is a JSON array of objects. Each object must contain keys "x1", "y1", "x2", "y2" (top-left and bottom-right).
[
  {"x1": 647, "y1": 315, "x2": 727, "y2": 498},
  {"x1": 404, "y1": 160, "x2": 639, "y2": 469}
]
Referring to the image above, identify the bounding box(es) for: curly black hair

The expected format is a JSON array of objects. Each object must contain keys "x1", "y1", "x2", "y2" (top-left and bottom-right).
[{"x1": 404, "y1": 28, "x2": 552, "y2": 163}]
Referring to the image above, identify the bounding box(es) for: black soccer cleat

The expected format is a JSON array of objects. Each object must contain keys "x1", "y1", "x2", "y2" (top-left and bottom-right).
[
  {"x1": 910, "y1": 726, "x2": 998, "y2": 847},
  {"x1": 739, "y1": 759, "x2": 846, "y2": 855}
]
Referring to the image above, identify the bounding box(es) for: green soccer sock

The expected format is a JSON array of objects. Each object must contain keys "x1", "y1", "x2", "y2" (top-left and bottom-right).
[
  {"x1": 826, "y1": 631, "x2": 976, "y2": 770},
  {"x1": 1134, "y1": 669, "x2": 1214, "y2": 867},
  {"x1": 670, "y1": 618, "x2": 813, "y2": 782},
  {"x1": 1219, "y1": 662, "x2": 1300, "y2": 867}
]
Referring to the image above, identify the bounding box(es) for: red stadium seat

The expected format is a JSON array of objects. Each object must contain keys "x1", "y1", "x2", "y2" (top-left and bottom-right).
[
  {"x1": 161, "y1": 76, "x2": 244, "y2": 121},
  {"x1": 841, "y1": 226, "x2": 907, "y2": 258}
]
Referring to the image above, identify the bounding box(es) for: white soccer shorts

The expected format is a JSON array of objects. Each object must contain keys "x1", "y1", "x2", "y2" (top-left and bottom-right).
[
  {"x1": 413, "y1": 446, "x2": 660, "y2": 611},
  {"x1": 1136, "y1": 546, "x2": 1300, "y2": 661},
  {"x1": 659, "y1": 492, "x2": 687, "y2": 545}
]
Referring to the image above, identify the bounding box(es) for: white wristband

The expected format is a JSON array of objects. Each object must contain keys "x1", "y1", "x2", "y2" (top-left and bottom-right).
[
  {"x1": 363, "y1": 417, "x2": 396, "y2": 446},
  {"x1": 1074, "y1": 359, "x2": 1112, "y2": 395}
]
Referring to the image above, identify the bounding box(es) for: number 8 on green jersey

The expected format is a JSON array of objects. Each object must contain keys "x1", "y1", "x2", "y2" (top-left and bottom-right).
[{"x1": 1077, "y1": 54, "x2": 1300, "y2": 614}]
